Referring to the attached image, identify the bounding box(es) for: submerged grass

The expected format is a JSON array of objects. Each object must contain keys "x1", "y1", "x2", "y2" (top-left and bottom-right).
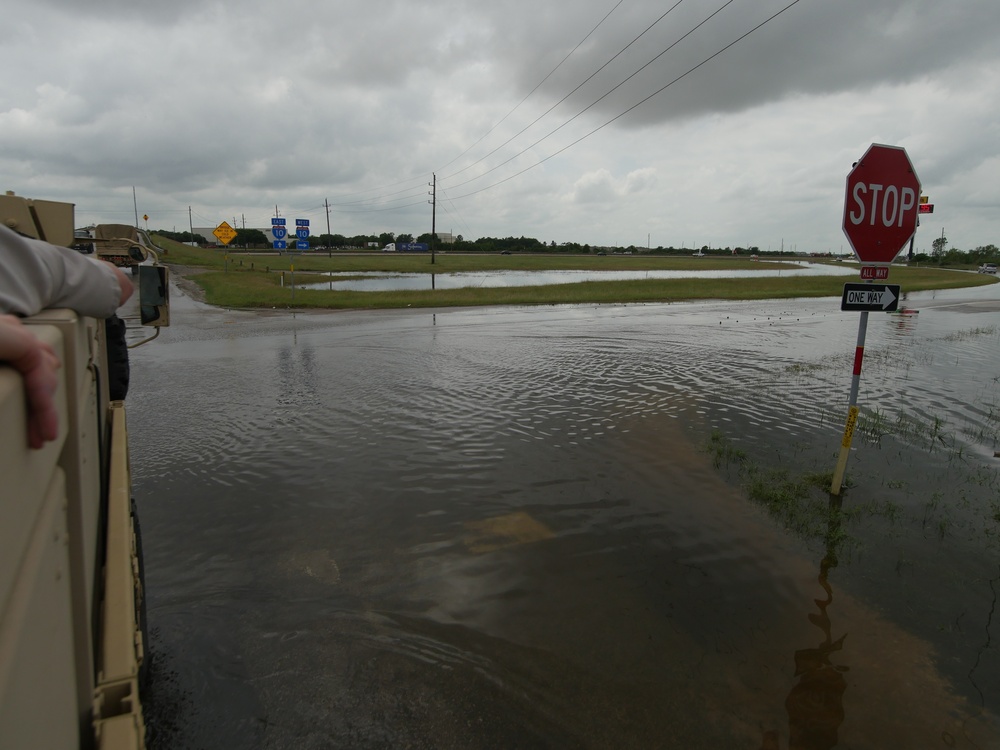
[
  {"x1": 707, "y1": 431, "x2": 850, "y2": 543},
  {"x1": 706, "y1": 389, "x2": 1000, "y2": 557},
  {"x1": 152, "y1": 235, "x2": 998, "y2": 311},
  {"x1": 856, "y1": 398, "x2": 1000, "y2": 459},
  {"x1": 942, "y1": 325, "x2": 998, "y2": 341},
  {"x1": 705, "y1": 429, "x2": 914, "y2": 555}
]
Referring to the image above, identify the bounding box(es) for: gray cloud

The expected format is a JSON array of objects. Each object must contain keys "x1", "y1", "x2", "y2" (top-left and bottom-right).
[{"x1": 2, "y1": 0, "x2": 997, "y2": 250}]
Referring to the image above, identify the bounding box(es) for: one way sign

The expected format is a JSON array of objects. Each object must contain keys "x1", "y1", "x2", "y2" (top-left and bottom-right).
[{"x1": 841, "y1": 283, "x2": 900, "y2": 312}]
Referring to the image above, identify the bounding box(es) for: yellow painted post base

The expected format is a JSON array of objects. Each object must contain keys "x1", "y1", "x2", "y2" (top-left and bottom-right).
[{"x1": 830, "y1": 405, "x2": 859, "y2": 495}]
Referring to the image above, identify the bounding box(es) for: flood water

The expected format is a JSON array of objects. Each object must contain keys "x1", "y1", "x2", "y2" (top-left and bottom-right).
[
  {"x1": 128, "y1": 279, "x2": 1000, "y2": 749},
  {"x1": 302, "y1": 261, "x2": 856, "y2": 292}
]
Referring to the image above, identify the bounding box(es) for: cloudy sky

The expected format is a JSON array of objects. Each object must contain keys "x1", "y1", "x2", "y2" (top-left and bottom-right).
[{"x1": 3, "y1": 0, "x2": 997, "y2": 253}]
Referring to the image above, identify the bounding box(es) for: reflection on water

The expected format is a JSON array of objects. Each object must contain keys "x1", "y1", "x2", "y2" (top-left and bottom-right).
[
  {"x1": 128, "y1": 282, "x2": 1000, "y2": 749},
  {"x1": 763, "y1": 500, "x2": 849, "y2": 750},
  {"x1": 303, "y1": 262, "x2": 856, "y2": 291},
  {"x1": 784, "y1": 554, "x2": 847, "y2": 750}
]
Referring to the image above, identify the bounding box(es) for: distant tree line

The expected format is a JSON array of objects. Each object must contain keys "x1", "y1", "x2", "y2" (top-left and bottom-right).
[
  {"x1": 157, "y1": 229, "x2": 208, "y2": 245},
  {"x1": 912, "y1": 236, "x2": 999, "y2": 267},
  {"x1": 157, "y1": 225, "x2": 997, "y2": 265}
]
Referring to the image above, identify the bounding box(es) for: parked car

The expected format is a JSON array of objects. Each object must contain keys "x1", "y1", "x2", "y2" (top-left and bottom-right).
[
  {"x1": 978, "y1": 263, "x2": 997, "y2": 274},
  {"x1": 72, "y1": 229, "x2": 95, "y2": 254}
]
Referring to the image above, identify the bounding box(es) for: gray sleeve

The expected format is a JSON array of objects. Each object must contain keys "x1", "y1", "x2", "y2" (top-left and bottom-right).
[{"x1": 0, "y1": 225, "x2": 123, "y2": 318}]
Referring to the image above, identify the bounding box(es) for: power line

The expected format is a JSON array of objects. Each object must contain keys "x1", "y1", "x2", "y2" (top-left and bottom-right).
[
  {"x1": 436, "y1": 0, "x2": 626, "y2": 175},
  {"x1": 447, "y1": 0, "x2": 739, "y2": 192},
  {"x1": 447, "y1": 0, "x2": 806, "y2": 201},
  {"x1": 259, "y1": 0, "x2": 700, "y2": 217},
  {"x1": 311, "y1": 0, "x2": 625, "y2": 212},
  {"x1": 151, "y1": 0, "x2": 804, "y2": 230},
  {"x1": 442, "y1": 0, "x2": 688, "y2": 183},
  {"x1": 437, "y1": 185, "x2": 475, "y2": 240}
]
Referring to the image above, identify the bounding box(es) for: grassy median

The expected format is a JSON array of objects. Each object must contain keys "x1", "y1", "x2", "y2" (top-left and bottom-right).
[{"x1": 152, "y1": 236, "x2": 998, "y2": 311}]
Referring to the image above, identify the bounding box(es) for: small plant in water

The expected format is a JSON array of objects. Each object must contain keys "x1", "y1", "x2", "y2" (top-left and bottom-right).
[
  {"x1": 949, "y1": 445, "x2": 968, "y2": 465},
  {"x1": 858, "y1": 407, "x2": 891, "y2": 447},
  {"x1": 784, "y1": 362, "x2": 823, "y2": 375},
  {"x1": 922, "y1": 492, "x2": 943, "y2": 529},
  {"x1": 706, "y1": 429, "x2": 747, "y2": 469},
  {"x1": 743, "y1": 465, "x2": 821, "y2": 535},
  {"x1": 705, "y1": 435, "x2": 855, "y2": 546},
  {"x1": 941, "y1": 325, "x2": 998, "y2": 342}
]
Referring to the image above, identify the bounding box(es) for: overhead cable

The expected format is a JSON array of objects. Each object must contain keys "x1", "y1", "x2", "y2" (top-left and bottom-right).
[
  {"x1": 448, "y1": 0, "x2": 806, "y2": 200},
  {"x1": 443, "y1": 0, "x2": 687, "y2": 182}
]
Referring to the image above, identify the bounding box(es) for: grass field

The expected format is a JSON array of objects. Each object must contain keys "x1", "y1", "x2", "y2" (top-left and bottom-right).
[{"x1": 152, "y1": 236, "x2": 999, "y2": 311}]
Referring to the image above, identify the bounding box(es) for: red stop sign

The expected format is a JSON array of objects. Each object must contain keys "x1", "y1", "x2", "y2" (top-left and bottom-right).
[{"x1": 843, "y1": 144, "x2": 921, "y2": 264}]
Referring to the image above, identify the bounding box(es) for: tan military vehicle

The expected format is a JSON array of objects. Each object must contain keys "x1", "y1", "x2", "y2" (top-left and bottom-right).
[
  {"x1": 1, "y1": 191, "x2": 169, "y2": 749},
  {"x1": 91, "y1": 224, "x2": 149, "y2": 275}
]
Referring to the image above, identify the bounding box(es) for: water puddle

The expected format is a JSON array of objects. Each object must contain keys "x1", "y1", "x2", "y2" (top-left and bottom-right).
[{"x1": 301, "y1": 262, "x2": 857, "y2": 291}]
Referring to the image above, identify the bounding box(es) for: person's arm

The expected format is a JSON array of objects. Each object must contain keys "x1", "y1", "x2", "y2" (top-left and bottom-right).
[
  {"x1": 0, "y1": 225, "x2": 133, "y2": 317},
  {"x1": 103, "y1": 261, "x2": 134, "y2": 307},
  {"x1": 0, "y1": 315, "x2": 61, "y2": 449}
]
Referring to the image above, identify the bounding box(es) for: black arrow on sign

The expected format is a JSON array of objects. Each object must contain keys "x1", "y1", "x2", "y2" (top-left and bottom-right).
[{"x1": 841, "y1": 283, "x2": 901, "y2": 312}]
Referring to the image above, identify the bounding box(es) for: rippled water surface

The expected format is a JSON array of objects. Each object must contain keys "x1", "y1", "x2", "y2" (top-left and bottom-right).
[{"x1": 128, "y1": 281, "x2": 1000, "y2": 749}]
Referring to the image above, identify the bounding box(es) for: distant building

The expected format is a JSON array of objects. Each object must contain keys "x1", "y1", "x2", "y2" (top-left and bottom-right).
[
  {"x1": 435, "y1": 232, "x2": 455, "y2": 244},
  {"x1": 193, "y1": 227, "x2": 216, "y2": 243}
]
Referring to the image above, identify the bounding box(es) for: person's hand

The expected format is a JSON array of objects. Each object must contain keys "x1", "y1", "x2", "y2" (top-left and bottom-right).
[
  {"x1": 0, "y1": 315, "x2": 62, "y2": 449},
  {"x1": 100, "y1": 261, "x2": 135, "y2": 306}
]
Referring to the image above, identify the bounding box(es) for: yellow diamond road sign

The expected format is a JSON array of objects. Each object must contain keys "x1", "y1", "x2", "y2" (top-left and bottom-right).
[{"x1": 213, "y1": 221, "x2": 237, "y2": 245}]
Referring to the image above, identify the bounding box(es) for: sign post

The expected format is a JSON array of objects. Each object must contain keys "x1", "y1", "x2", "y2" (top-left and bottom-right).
[
  {"x1": 213, "y1": 221, "x2": 238, "y2": 273},
  {"x1": 288, "y1": 219, "x2": 310, "y2": 302},
  {"x1": 831, "y1": 144, "x2": 920, "y2": 495}
]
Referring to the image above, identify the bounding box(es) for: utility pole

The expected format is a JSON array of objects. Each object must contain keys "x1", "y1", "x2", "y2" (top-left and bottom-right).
[
  {"x1": 188, "y1": 206, "x2": 194, "y2": 238},
  {"x1": 323, "y1": 198, "x2": 333, "y2": 251},
  {"x1": 429, "y1": 173, "x2": 437, "y2": 265},
  {"x1": 132, "y1": 186, "x2": 139, "y2": 228}
]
